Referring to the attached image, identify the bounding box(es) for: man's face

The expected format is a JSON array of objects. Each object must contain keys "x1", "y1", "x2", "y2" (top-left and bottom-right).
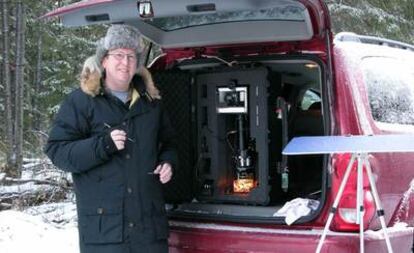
[{"x1": 102, "y1": 48, "x2": 137, "y2": 91}]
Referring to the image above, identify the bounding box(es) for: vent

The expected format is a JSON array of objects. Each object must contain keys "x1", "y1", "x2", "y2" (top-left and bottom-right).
[
  {"x1": 187, "y1": 4, "x2": 216, "y2": 13},
  {"x1": 85, "y1": 14, "x2": 109, "y2": 22}
]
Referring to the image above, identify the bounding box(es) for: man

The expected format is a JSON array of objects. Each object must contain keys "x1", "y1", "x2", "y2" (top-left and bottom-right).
[{"x1": 45, "y1": 24, "x2": 177, "y2": 253}]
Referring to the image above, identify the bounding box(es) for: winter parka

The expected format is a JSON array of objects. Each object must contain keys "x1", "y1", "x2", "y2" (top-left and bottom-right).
[{"x1": 45, "y1": 68, "x2": 177, "y2": 253}]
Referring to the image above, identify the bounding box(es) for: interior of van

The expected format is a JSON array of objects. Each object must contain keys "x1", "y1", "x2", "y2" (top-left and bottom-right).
[{"x1": 152, "y1": 55, "x2": 328, "y2": 223}]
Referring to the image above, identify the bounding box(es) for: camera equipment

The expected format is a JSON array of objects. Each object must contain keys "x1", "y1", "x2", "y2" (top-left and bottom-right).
[
  {"x1": 216, "y1": 81, "x2": 255, "y2": 193},
  {"x1": 196, "y1": 68, "x2": 270, "y2": 205},
  {"x1": 217, "y1": 86, "x2": 248, "y2": 114}
]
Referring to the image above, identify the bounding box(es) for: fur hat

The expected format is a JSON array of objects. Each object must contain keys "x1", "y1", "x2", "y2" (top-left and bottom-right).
[
  {"x1": 80, "y1": 55, "x2": 161, "y2": 99},
  {"x1": 96, "y1": 24, "x2": 144, "y2": 63}
]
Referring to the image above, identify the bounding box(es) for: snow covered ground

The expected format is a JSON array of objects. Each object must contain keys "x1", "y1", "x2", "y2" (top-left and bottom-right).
[
  {"x1": 0, "y1": 201, "x2": 79, "y2": 253},
  {"x1": 0, "y1": 158, "x2": 79, "y2": 253}
]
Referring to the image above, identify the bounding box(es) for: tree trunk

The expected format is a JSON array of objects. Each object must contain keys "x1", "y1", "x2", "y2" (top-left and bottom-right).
[
  {"x1": 33, "y1": 25, "x2": 43, "y2": 131},
  {"x1": 13, "y1": 1, "x2": 25, "y2": 177},
  {"x1": 1, "y1": 0, "x2": 16, "y2": 177}
]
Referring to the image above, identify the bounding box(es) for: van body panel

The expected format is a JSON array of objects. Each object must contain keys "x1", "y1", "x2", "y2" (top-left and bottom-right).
[
  {"x1": 168, "y1": 221, "x2": 413, "y2": 253},
  {"x1": 333, "y1": 42, "x2": 414, "y2": 231}
]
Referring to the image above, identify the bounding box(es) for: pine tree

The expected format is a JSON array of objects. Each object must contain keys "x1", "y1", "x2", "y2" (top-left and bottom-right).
[{"x1": 1, "y1": 0, "x2": 16, "y2": 177}]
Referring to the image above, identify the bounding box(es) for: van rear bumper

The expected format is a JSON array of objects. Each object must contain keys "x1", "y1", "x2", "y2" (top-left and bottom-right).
[{"x1": 168, "y1": 221, "x2": 413, "y2": 253}]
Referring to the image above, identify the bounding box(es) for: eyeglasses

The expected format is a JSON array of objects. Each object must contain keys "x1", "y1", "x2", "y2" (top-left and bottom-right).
[{"x1": 107, "y1": 53, "x2": 137, "y2": 62}]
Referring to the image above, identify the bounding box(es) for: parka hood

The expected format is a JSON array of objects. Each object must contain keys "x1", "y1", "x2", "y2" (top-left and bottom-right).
[{"x1": 80, "y1": 55, "x2": 161, "y2": 99}]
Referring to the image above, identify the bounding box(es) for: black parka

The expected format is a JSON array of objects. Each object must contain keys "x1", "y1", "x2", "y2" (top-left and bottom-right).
[{"x1": 45, "y1": 75, "x2": 177, "y2": 253}]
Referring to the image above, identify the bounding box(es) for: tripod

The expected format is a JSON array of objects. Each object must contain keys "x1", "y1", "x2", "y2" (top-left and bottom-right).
[
  {"x1": 282, "y1": 135, "x2": 414, "y2": 253},
  {"x1": 315, "y1": 152, "x2": 393, "y2": 253}
]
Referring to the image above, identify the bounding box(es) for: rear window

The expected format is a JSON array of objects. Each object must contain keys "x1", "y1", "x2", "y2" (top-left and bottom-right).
[
  {"x1": 361, "y1": 57, "x2": 414, "y2": 125},
  {"x1": 301, "y1": 89, "x2": 321, "y2": 110},
  {"x1": 144, "y1": 5, "x2": 306, "y2": 31}
]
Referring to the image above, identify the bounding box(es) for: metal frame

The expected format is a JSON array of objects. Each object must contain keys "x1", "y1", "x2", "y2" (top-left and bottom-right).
[
  {"x1": 283, "y1": 135, "x2": 414, "y2": 253},
  {"x1": 315, "y1": 153, "x2": 393, "y2": 253}
]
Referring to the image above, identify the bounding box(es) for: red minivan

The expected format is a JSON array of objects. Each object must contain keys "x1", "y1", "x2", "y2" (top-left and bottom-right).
[{"x1": 45, "y1": 1, "x2": 414, "y2": 252}]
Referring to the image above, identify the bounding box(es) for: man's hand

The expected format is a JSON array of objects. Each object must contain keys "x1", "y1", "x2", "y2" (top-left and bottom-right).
[
  {"x1": 153, "y1": 163, "x2": 173, "y2": 184},
  {"x1": 110, "y1": 129, "x2": 127, "y2": 150}
]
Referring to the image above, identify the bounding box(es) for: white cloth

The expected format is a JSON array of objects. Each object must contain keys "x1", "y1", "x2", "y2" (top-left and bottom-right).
[{"x1": 273, "y1": 198, "x2": 320, "y2": 225}]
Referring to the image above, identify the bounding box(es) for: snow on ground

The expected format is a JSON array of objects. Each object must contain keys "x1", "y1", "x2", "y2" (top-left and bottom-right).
[
  {"x1": 0, "y1": 182, "x2": 55, "y2": 196},
  {"x1": 0, "y1": 201, "x2": 79, "y2": 253},
  {"x1": 0, "y1": 157, "x2": 78, "y2": 252}
]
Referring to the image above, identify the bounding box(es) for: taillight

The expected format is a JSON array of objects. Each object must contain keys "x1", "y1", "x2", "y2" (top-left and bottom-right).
[{"x1": 330, "y1": 153, "x2": 376, "y2": 231}]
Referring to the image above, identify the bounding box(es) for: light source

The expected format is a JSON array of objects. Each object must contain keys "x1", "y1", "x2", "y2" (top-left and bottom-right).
[{"x1": 137, "y1": 1, "x2": 154, "y2": 18}]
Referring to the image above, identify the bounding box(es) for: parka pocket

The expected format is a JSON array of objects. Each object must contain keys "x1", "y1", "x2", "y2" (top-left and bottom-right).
[{"x1": 78, "y1": 202, "x2": 123, "y2": 244}]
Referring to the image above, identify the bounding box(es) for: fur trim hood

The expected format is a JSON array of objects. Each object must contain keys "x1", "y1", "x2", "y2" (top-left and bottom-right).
[{"x1": 80, "y1": 55, "x2": 161, "y2": 99}]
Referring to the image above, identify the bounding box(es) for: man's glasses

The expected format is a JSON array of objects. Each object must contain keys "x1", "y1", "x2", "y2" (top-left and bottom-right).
[{"x1": 107, "y1": 53, "x2": 137, "y2": 62}]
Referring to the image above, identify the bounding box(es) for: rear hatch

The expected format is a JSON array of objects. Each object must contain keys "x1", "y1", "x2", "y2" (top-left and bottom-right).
[
  {"x1": 43, "y1": 0, "x2": 331, "y2": 54},
  {"x1": 44, "y1": 0, "x2": 333, "y2": 225}
]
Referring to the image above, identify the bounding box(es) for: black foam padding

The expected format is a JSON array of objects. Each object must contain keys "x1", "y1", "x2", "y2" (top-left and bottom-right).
[{"x1": 153, "y1": 70, "x2": 194, "y2": 203}]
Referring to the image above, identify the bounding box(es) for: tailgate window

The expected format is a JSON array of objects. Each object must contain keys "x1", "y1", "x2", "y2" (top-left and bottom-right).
[{"x1": 145, "y1": 5, "x2": 306, "y2": 31}]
